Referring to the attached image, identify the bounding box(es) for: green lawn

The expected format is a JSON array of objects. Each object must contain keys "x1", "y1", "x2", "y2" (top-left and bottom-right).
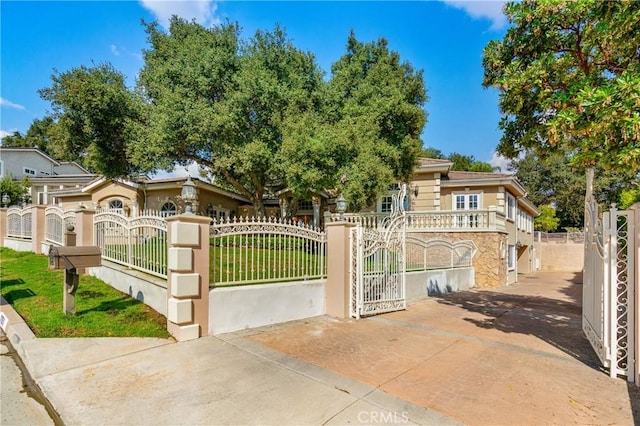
[{"x1": 0, "y1": 247, "x2": 170, "y2": 338}]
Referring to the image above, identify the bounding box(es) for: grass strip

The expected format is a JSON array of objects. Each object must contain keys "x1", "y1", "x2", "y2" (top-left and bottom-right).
[{"x1": 0, "y1": 247, "x2": 170, "y2": 338}]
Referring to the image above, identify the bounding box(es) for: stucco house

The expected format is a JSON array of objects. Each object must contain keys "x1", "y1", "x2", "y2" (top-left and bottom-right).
[
  {"x1": 39, "y1": 152, "x2": 538, "y2": 287},
  {"x1": 0, "y1": 147, "x2": 96, "y2": 205}
]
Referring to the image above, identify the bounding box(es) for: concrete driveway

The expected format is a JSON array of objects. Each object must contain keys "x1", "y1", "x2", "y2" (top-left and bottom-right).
[{"x1": 245, "y1": 272, "x2": 640, "y2": 425}]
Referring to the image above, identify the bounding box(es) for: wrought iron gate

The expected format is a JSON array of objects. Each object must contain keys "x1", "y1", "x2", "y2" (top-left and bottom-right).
[
  {"x1": 583, "y1": 170, "x2": 636, "y2": 382},
  {"x1": 351, "y1": 185, "x2": 407, "y2": 318}
]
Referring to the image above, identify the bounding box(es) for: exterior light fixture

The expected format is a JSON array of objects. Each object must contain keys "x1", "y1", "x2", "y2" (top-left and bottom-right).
[
  {"x1": 413, "y1": 185, "x2": 419, "y2": 197},
  {"x1": 336, "y1": 194, "x2": 347, "y2": 221},
  {"x1": 1, "y1": 194, "x2": 10, "y2": 208},
  {"x1": 181, "y1": 176, "x2": 197, "y2": 214}
]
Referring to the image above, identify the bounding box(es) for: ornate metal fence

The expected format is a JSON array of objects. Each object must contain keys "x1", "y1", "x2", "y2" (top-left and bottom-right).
[
  {"x1": 583, "y1": 170, "x2": 636, "y2": 382},
  {"x1": 405, "y1": 237, "x2": 477, "y2": 271},
  {"x1": 351, "y1": 185, "x2": 407, "y2": 318},
  {"x1": 44, "y1": 206, "x2": 77, "y2": 246},
  {"x1": 6, "y1": 207, "x2": 32, "y2": 239},
  {"x1": 210, "y1": 216, "x2": 327, "y2": 286},
  {"x1": 94, "y1": 210, "x2": 168, "y2": 279}
]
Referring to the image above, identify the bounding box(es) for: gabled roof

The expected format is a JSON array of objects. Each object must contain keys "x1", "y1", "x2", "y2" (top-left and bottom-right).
[
  {"x1": 0, "y1": 147, "x2": 92, "y2": 175},
  {"x1": 415, "y1": 158, "x2": 453, "y2": 173}
]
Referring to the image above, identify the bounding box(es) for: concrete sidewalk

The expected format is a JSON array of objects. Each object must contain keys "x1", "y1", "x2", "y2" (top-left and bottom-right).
[
  {"x1": 2, "y1": 272, "x2": 639, "y2": 425},
  {"x1": 0, "y1": 299, "x2": 456, "y2": 425}
]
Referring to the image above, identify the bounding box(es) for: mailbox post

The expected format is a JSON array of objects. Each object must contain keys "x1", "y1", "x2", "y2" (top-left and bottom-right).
[{"x1": 49, "y1": 245, "x2": 102, "y2": 315}]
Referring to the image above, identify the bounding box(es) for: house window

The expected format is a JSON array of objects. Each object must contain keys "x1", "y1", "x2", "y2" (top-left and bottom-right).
[
  {"x1": 160, "y1": 201, "x2": 177, "y2": 217},
  {"x1": 24, "y1": 167, "x2": 36, "y2": 176},
  {"x1": 207, "y1": 204, "x2": 229, "y2": 221},
  {"x1": 380, "y1": 196, "x2": 393, "y2": 214},
  {"x1": 453, "y1": 193, "x2": 481, "y2": 228},
  {"x1": 297, "y1": 200, "x2": 313, "y2": 211},
  {"x1": 507, "y1": 244, "x2": 516, "y2": 270},
  {"x1": 109, "y1": 199, "x2": 124, "y2": 209},
  {"x1": 506, "y1": 192, "x2": 516, "y2": 221}
]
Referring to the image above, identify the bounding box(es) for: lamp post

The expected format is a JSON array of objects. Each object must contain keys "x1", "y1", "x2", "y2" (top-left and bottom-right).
[
  {"x1": 2, "y1": 194, "x2": 10, "y2": 208},
  {"x1": 336, "y1": 194, "x2": 347, "y2": 221},
  {"x1": 181, "y1": 177, "x2": 197, "y2": 214}
]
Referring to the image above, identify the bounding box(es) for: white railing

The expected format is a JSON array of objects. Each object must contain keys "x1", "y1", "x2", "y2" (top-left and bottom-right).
[
  {"x1": 326, "y1": 209, "x2": 506, "y2": 232},
  {"x1": 536, "y1": 231, "x2": 584, "y2": 244},
  {"x1": 44, "y1": 206, "x2": 77, "y2": 246},
  {"x1": 405, "y1": 237, "x2": 478, "y2": 272},
  {"x1": 94, "y1": 210, "x2": 168, "y2": 279},
  {"x1": 6, "y1": 206, "x2": 32, "y2": 239},
  {"x1": 210, "y1": 216, "x2": 327, "y2": 286}
]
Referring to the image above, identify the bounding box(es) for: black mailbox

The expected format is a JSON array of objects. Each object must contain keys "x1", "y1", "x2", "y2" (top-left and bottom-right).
[{"x1": 49, "y1": 246, "x2": 102, "y2": 270}]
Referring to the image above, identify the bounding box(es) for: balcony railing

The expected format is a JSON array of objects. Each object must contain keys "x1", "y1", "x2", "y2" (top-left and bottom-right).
[{"x1": 325, "y1": 209, "x2": 506, "y2": 232}]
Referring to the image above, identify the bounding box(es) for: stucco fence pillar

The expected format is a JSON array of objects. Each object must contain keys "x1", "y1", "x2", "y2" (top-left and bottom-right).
[
  {"x1": 0, "y1": 208, "x2": 6, "y2": 246},
  {"x1": 73, "y1": 207, "x2": 95, "y2": 247},
  {"x1": 325, "y1": 221, "x2": 356, "y2": 318},
  {"x1": 166, "y1": 214, "x2": 211, "y2": 341},
  {"x1": 30, "y1": 205, "x2": 46, "y2": 254}
]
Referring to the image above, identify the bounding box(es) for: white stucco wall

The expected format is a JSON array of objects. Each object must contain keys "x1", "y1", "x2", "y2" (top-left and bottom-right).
[
  {"x1": 405, "y1": 268, "x2": 475, "y2": 301},
  {"x1": 3, "y1": 238, "x2": 32, "y2": 252},
  {"x1": 209, "y1": 280, "x2": 326, "y2": 335},
  {"x1": 87, "y1": 262, "x2": 168, "y2": 315}
]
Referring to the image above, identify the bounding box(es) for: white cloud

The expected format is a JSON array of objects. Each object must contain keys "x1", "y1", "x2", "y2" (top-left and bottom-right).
[
  {"x1": 489, "y1": 151, "x2": 514, "y2": 173},
  {"x1": 0, "y1": 97, "x2": 25, "y2": 111},
  {"x1": 0, "y1": 130, "x2": 12, "y2": 139},
  {"x1": 151, "y1": 161, "x2": 213, "y2": 182},
  {"x1": 139, "y1": 0, "x2": 220, "y2": 30},
  {"x1": 111, "y1": 45, "x2": 121, "y2": 56},
  {"x1": 440, "y1": 0, "x2": 508, "y2": 31}
]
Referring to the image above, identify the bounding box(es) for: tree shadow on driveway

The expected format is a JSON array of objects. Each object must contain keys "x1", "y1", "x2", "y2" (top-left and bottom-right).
[{"x1": 432, "y1": 273, "x2": 600, "y2": 371}]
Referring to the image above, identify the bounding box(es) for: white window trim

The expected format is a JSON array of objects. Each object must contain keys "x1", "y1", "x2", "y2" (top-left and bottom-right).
[
  {"x1": 452, "y1": 191, "x2": 482, "y2": 210},
  {"x1": 507, "y1": 244, "x2": 516, "y2": 271},
  {"x1": 505, "y1": 192, "x2": 516, "y2": 221}
]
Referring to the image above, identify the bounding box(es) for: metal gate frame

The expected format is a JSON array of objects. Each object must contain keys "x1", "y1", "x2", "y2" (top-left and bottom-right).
[
  {"x1": 350, "y1": 185, "x2": 407, "y2": 318},
  {"x1": 583, "y1": 169, "x2": 636, "y2": 382}
]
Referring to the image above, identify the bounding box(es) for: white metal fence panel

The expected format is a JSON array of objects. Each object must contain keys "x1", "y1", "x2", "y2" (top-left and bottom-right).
[
  {"x1": 351, "y1": 185, "x2": 407, "y2": 318},
  {"x1": 210, "y1": 216, "x2": 327, "y2": 286},
  {"x1": 94, "y1": 211, "x2": 168, "y2": 279},
  {"x1": 44, "y1": 206, "x2": 76, "y2": 246},
  {"x1": 405, "y1": 237, "x2": 477, "y2": 271},
  {"x1": 6, "y1": 207, "x2": 32, "y2": 239},
  {"x1": 583, "y1": 169, "x2": 636, "y2": 383}
]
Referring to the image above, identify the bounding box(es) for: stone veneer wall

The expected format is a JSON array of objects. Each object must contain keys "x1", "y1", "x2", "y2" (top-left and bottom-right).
[{"x1": 409, "y1": 231, "x2": 508, "y2": 288}]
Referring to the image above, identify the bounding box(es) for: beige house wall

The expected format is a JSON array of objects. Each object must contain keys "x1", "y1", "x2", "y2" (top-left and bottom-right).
[
  {"x1": 440, "y1": 185, "x2": 502, "y2": 211},
  {"x1": 91, "y1": 182, "x2": 140, "y2": 211},
  {"x1": 410, "y1": 172, "x2": 440, "y2": 211}
]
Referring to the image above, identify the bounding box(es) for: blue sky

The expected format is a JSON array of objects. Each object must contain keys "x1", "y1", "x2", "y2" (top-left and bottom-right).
[{"x1": 1, "y1": 0, "x2": 510, "y2": 169}]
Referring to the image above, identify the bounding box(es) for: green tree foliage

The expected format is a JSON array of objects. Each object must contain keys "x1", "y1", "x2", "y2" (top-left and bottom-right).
[
  {"x1": 421, "y1": 147, "x2": 498, "y2": 173},
  {"x1": 0, "y1": 176, "x2": 30, "y2": 206},
  {"x1": 283, "y1": 32, "x2": 427, "y2": 211},
  {"x1": 619, "y1": 187, "x2": 640, "y2": 210},
  {"x1": 483, "y1": 0, "x2": 640, "y2": 173},
  {"x1": 510, "y1": 150, "x2": 633, "y2": 229},
  {"x1": 39, "y1": 63, "x2": 141, "y2": 177},
  {"x1": 133, "y1": 19, "x2": 323, "y2": 215},
  {"x1": 534, "y1": 204, "x2": 560, "y2": 232},
  {"x1": 0, "y1": 117, "x2": 58, "y2": 156}
]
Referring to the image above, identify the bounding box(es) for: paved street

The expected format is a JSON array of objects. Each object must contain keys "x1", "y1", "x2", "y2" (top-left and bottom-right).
[{"x1": 0, "y1": 336, "x2": 55, "y2": 426}]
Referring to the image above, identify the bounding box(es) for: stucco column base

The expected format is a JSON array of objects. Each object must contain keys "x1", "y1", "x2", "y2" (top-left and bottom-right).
[{"x1": 167, "y1": 323, "x2": 200, "y2": 342}]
